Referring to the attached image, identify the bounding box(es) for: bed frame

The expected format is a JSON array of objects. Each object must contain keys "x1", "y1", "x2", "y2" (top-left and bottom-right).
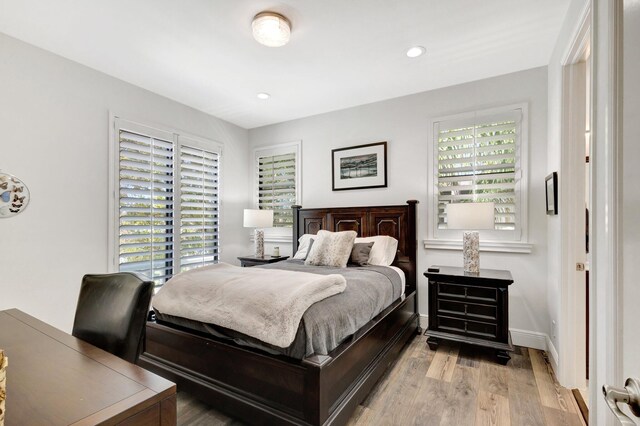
[{"x1": 139, "y1": 200, "x2": 419, "y2": 426}]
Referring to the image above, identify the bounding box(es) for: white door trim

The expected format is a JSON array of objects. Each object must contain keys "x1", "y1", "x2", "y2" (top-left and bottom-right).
[
  {"x1": 558, "y1": 2, "x2": 590, "y2": 390},
  {"x1": 591, "y1": 0, "x2": 623, "y2": 424}
]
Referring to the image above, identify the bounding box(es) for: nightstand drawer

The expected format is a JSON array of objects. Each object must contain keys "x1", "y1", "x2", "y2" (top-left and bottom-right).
[
  {"x1": 437, "y1": 282, "x2": 497, "y2": 304},
  {"x1": 466, "y1": 320, "x2": 498, "y2": 339},
  {"x1": 241, "y1": 260, "x2": 264, "y2": 267},
  {"x1": 437, "y1": 299, "x2": 497, "y2": 322},
  {"x1": 437, "y1": 315, "x2": 497, "y2": 339}
]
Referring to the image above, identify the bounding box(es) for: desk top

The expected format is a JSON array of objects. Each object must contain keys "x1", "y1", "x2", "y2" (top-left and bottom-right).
[{"x1": 0, "y1": 308, "x2": 176, "y2": 425}]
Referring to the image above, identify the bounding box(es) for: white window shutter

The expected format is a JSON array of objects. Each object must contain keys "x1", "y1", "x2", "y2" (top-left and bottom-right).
[
  {"x1": 257, "y1": 151, "x2": 297, "y2": 227},
  {"x1": 437, "y1": 110, "x2": 520, "y2": 231},
  {"x1": 117, "y1": 129, "x2": 175, "y2": 286},
  {"x1": 179, "y1": 145, "x2": 220, "y2": 271},
  {"x1": 113, "y1": 118, "x2": 223, "y2": 286}
]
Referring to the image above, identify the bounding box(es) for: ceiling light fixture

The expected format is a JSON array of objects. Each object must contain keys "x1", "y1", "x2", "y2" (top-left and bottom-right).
[
  {"x1": 406, "y1": 46, "x2": 426, "y2": 58},
  {"x1": 252, "y1": 12, "x2": 291, "y2": 47},
  {"x1": 257, "y1": 92, "x2": 270, "y2": 100}
]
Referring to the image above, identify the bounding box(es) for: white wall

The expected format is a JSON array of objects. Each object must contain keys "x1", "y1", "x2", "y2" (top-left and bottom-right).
[
  {"x1": 0, "y1": 34, "x2": 250, "y2": 332},
  {"x1": 249, "y1": 67, "x2": 550, "y2": 342},
  {"x1": 545, "y1": 0, "x2": 589, "y2": 358}
]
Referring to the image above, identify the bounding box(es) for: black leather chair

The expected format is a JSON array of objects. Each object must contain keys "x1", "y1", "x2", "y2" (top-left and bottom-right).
[{"x1": 72, "y1": 273, "x2": 154, "y2": 364}]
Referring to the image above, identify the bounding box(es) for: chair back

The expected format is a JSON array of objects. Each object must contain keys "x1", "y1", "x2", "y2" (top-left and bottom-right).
[{"x1": 72, "y1": 273, "x2": 153, "y2": 363}]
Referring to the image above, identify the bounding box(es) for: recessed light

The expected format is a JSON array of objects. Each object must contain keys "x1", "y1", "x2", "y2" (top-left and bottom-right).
[
  {"x1": 406, "y1": 46, "x2": 426, "y2": 58},
  {"x1": 257, "y1": 92, "x2": 270, "y2": 100}
]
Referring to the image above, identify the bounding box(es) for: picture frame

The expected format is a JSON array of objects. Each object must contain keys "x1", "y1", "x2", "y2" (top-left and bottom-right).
[
  {"x1": 0, "y1": 171, "x2": 31, "y2": 218},
  {"x1": 545, "y1": 172, "x2": 558, "y2": 215},
  {"x1": 331, "y1": 141, "x2": 387, "y2": 191}
]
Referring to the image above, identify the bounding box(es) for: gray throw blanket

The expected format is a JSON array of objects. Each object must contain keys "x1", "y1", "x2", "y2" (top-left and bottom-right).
[
  {"x1": 152, "y1": 262, "x2": 346, "y2": 348},
  {"x1": 259, "y1": 261, "x2": 403, "y2": 357}
]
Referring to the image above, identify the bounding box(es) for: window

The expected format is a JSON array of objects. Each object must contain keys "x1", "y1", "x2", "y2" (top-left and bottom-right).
[
  {"x1": 428, "y1": 105, "x2": 529, "y2": 246},
  {"x1": 179, "y1": 141, "x2": 220, "y2": 272},
  {"x1": 110, "y1": 117, "x2": 222, "y2": 286},
  {"x1": 254, "y1": 142, "x2": 301, "y2": 230}
]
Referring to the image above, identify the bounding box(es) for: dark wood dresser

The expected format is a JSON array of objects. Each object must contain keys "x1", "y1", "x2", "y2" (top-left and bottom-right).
[{"x1": 424, "y1": 266, "x2": 514, "y2": 364}]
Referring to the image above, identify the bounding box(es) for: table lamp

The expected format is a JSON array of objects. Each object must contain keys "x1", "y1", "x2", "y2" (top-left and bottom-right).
[
  {"x1": 446, "y1": 202, "x2": 495, "y2": 274},
  {"x1": 244, "y1": 209, "x2": 274, "y2": 258}
]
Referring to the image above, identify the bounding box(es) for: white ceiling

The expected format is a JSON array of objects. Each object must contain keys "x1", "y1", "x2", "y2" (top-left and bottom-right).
[{"x1": 0, "y1": 0, "x2": 570, "y2": 129}]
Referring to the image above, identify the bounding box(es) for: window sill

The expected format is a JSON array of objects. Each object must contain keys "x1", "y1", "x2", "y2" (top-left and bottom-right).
[{"x1": 423, "y1": 239, "x2": 533, "y2": 254}]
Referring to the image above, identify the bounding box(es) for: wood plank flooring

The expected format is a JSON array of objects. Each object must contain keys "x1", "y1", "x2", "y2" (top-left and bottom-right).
[{"x1": 176, "y1": 335, "x2": 585, "y2": 426}]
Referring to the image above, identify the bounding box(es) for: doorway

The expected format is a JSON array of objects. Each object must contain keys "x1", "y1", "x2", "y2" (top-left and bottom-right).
[{"x1": 558, "y1": 3, "x2": 591, "y2": 419}]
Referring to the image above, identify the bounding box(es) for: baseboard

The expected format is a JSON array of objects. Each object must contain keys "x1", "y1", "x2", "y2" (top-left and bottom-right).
[
  {"x1": 419, "y1": 314, "x2": 428, "y2": 330},
  {"x1": 545, "y1": 334, "x2": 560, "y2": 373},
  {"x1": 509, "y1": 328, "x2": 547, "y2": 351}
]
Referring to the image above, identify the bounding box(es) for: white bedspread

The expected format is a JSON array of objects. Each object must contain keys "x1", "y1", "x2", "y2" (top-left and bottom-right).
[{"x1": 152, "y1": 262, "x2": 347, "y2": 348}]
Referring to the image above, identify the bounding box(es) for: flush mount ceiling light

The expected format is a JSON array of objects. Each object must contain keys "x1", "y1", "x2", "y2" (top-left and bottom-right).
[
  {"x1": 252, "y1": 12, "x2": 291, "y2": 47},
  {"x1": 406, "y1": 46, "x2": 426, "y2": 58},
  {"x1": 257, "y1": 92, "x2": 270, "y2": 100}
]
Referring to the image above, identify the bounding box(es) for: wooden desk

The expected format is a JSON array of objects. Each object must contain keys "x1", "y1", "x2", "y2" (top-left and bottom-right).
[{"x1": 0, "y1": 309, "x2": 176, "y2": 425}]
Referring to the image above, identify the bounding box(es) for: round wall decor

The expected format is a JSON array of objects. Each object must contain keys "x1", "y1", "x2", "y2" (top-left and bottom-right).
[{"x1": 0, "y1": 171, "x2": 30, "y2": 218}]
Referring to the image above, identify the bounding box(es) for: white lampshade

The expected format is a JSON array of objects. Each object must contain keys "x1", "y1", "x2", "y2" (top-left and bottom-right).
[
  {"x1": 446, "y1": 202, "x2": 495, "y2": 230},
  {"x1": 243, "y1": 209, "x2": 273, "y2": 228},
  {"x1": 252, "y1": 12, "x2": 291, "y2": 47}
]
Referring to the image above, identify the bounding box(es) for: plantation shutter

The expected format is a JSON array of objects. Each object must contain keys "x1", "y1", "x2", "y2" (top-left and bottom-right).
[
  {"x1": 257, "y1": 151, "x2": 297, "y2": 227},
  {"x1": 118, "y1": 128, "x2": 175, "y2": 286},
  {"x1": 437, "y1": 110, "x2": 521, "y2": 231},
  {"x1": 179, "y1": 144, "x2": 220, "y2": 272}
]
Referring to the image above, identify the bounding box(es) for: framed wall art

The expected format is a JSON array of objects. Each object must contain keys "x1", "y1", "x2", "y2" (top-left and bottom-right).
[
  {"x1": 331, "y1": 141, "x2": 387, "y2": 191},
  {"x1": 545, "y1": 172, "x2": 558, "y2": 215},
  {"x1": 0, "y1": 171, "x2": 30, "y2": 218}
]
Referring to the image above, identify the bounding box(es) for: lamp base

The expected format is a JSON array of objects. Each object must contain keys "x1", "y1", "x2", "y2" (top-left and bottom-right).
[
  {"x1": 463, "y1": 231, "x2": 480, "y2": 274},
  {"x1": 254, "y1": 229, "x2": 265, "y2": 258}
]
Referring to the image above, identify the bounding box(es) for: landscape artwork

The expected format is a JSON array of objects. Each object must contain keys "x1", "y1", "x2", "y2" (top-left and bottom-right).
[
  {"x1": 332, "y1": 142, "x2": 387, "y2": 191},
  {"x1": 340, "y1": 153, "x2": 377, "y2": 179}
]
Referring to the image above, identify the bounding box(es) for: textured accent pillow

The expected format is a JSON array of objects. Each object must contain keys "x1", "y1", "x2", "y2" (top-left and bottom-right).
[
  {"x1": 293, "y1": 234, "x2": 315, "y2": 260},
  {"x1": 354, "y1": 236, "x2": 398, "y2": 266},
  {"x1": 350, "y1": 242, "x2": 374, "y2": 266},
  {"x1": 305, "y1": 230, "x2": 357, "y2": 268}
]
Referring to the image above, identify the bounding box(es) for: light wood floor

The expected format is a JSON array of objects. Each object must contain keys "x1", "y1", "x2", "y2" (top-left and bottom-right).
[{"x1": 177, "y1": 335, "x2": 585, "y2": 426}]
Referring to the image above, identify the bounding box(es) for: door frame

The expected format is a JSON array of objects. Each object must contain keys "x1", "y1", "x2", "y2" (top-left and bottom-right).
[
  {"x1": 590, "y1": 0, "x2": 623, "y2": 424},
  {"x1": 558, "y1": 1, "x2": 590, "y2": 390}
]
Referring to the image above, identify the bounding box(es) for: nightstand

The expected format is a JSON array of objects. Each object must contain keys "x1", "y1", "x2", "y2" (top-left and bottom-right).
[
  {"x1": 237, "y1": 255, "x2": 289, "y2": 267},
  {"x1": 424, "y1": 266, "x2": 514, "y2": 365}
]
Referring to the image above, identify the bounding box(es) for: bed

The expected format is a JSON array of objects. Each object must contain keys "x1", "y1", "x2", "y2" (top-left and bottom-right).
[{"x1": 138, "y1": 200, "x2": 419, "y2": 426}]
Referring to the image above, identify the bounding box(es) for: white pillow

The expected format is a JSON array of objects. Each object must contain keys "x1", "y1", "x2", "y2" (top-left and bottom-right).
[
  {"x1": 305, "y1": 230, "x2": 357, "y2": 268},
  {"x1": 354, "y1": 235, "x2": 398, "y2": 266},
  {"x1": 293, "y1": 234, "x2": 315, "y2": 260}
]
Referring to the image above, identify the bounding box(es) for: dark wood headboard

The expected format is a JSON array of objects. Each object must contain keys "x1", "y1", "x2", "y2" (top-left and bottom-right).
[{"x1": 292, "y1": 200, "x2": 418, "y2": 293}]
